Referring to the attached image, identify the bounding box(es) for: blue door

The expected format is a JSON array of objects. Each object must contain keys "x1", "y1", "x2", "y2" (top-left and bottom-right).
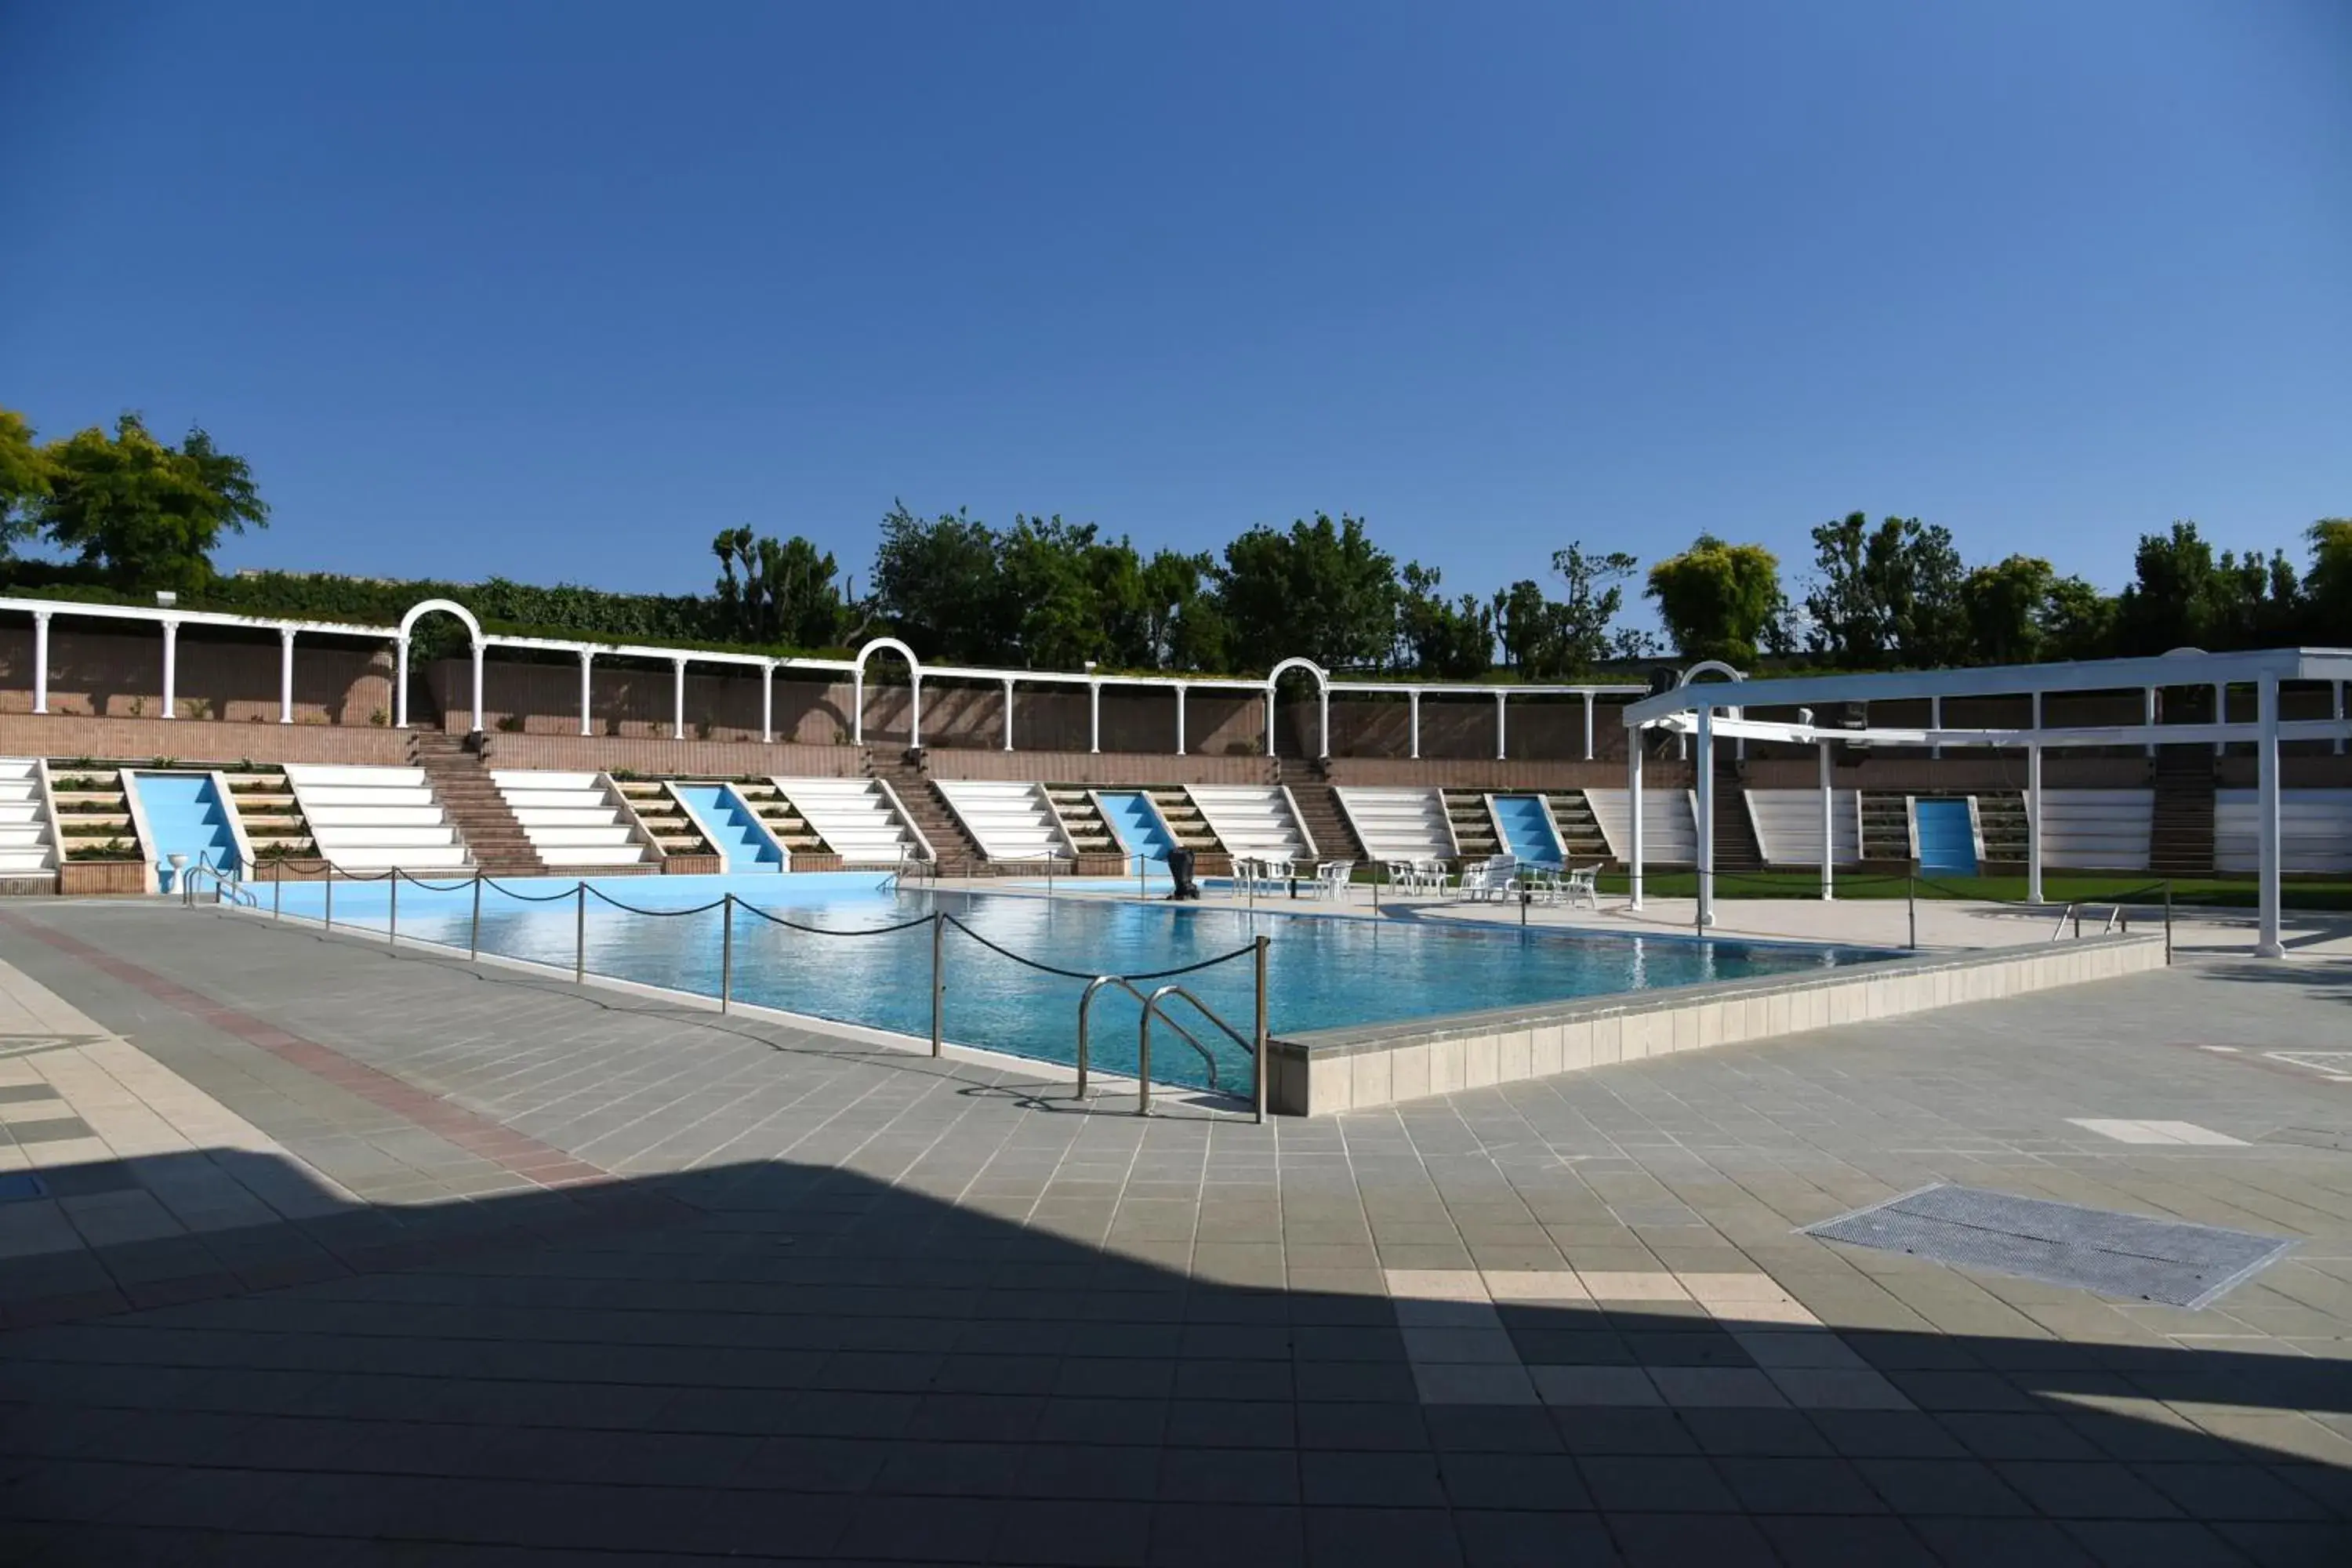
[{"x1": 1913, "y1": 798, "x2": 1976, "y2": 875}]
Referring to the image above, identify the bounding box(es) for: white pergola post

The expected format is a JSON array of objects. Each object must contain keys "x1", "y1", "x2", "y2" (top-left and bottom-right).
[
  {"x1": 31, "y1": 611, "x2": 51, "y2": 714},
  {"x1": 1264, "y1": 686, "x2": 1276, "y2": 757},
  {"x1": 2027, "y1": 691, "x2": 2044, "y2": 905},
  {"x1": 1090, "y1": 681, "x2": 1102, "y2": 754},
  {"x1": 394, "y1": 636, "x2": 410, "y2": 728},
  {"x1": 1582, "y1": 692, "x2": 1595, "y2": 761},
  {"x1": 760, "y1": 664, "x2": 773, "y2": 744},
  {"x1": 469, "y1": 641, "x2": 485, "y2": 734},
  {"x1": 851, "y1": 670, "x2": 864, "y2": 746},
  {"x1": 2143, "y1": 686, "x2": 2156, "y2": 757},
  {"x1": 278, "y1": 626, "x2": 296, "y2": 724},
  {"x1": 2337, "y1": 681, "x2": 2347, "y2": 756},
  {"x1": 910, "y1": 674, "x2": 923, "y2": 750},
  {"x1": 2256, "y1": 673, "x2": 2283, "y2": 957},
  {"x1": 2027, "y1": 742, "x2": 2044, "y2": 906},
  {"x1": 578, "y1": 651, "x2": 594, "y2": 736},
  {"x1": 1408, "y1": 691, "x2": 1420, "y2": 759},
  {"x1": 2212, "y1": 682, "x2": 2227, "y2": 757},
  {"x1": 1494, "y1": 691, "x2": 1507, "y2": 761},
  {"x1": 1318, "y1": 687, "x2": 1330, "y2": 760},
  {"x1": 1002, "y1": 679, "x2": 1015, "y2": 751},
  {"x1": 1819, "y1": 739, "x2": 1834, "y2": 902},
  {"x1": 671, "y1": 659, "x2": 687, "y2": 740},
  {"x1": 1173, "y1": 683, "x2": 1185, "y2": 757},
  {"x1": 1627, "y1": 722, "x2": 1645, "y2": 910},
  {"x1": 161, "y1": 619, "x2": 179, "y2": 720},
  {"x1": 1694, "y1": 704, "x2": 1715, "y2": 927},
  {"x1": 1929, "y1": 695, "x2": 1942, "y2": 759}
]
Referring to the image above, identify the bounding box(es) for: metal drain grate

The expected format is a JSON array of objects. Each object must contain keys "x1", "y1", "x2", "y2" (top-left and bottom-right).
[{"x1": 1803, "y1": 1183, "x2": 2293, "y2": 1308}]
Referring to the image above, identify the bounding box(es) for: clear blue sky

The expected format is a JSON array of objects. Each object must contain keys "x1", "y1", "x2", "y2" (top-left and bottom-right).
[{"x1": 5, "y1": 1, "x2": 2348, "y2": 612}]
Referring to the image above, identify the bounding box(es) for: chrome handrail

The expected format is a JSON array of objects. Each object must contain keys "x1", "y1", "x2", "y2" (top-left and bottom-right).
[
  {"x1": 1138, "y1": 984, "x2": 1257, "y2": 1118},
  {"x1": 1076, "y1": 975, "x2": 1223, "y2": 1102},
  {"x1": 180, "y1": 861, "x2": 256, "y2": 908}
]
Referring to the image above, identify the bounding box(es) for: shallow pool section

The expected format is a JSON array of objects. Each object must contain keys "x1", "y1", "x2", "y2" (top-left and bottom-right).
[{"x1": 260, "y1": 873, "x2": 1893, "y2": 1094}]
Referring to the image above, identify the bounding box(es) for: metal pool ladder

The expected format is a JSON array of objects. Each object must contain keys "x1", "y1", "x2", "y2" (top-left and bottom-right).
[{"x1": 1075, "y1": 940, "x2": 1270, "y2": 1123}]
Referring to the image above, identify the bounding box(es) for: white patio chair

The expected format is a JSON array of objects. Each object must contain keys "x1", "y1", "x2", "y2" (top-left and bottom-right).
[
  {"x1": 1561, "y1": 864, "x2": 1600, "y2": 910},
  {"x1": 1313, "y1": 859, "x2": 1355, "y2": 902}
]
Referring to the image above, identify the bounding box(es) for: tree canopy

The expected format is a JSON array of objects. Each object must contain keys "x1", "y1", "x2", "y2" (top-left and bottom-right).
[
  {"x1": 20, "y1": 413, "x2": 268, "y2": 591},
  {"x1": 1646, "y1": 535, "x2": 1783, "y2": 667}
]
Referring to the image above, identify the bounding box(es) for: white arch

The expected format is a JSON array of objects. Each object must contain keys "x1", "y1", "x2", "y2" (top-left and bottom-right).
[
  {"x1": 395, "y1": 597, "x2": 487, "y2": 732},
  {"x1": 1675, "y1": 659, "x2": 1746, "y2": 688},
  {"x1": 1264, "y1": 657, "x2": 1330, "y2": 758},
  {"x1": 851, "y1": 637, "x2": 924, "y2": 748}
]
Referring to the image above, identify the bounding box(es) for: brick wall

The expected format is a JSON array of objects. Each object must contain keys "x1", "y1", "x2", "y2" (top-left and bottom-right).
[
  {"x1": 924, "y1": 750, "x2": 1277, "y2": 786},
  {"x1": 481, "y1": 733, "x2": 866, "y2": 779},
  {"x1": 0, "y1": 625, "x2": 396, "y2": 725},
  {"x1": 0, "y1": 713, "x2": 410, "y2": 765},
  {"x1": 1320, "y1": 757, "x2": 1696, "y2": 789}
]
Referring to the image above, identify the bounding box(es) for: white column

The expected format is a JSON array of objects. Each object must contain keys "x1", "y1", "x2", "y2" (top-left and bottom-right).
[
  {"x1": 394, "y1": 637, "x2": 410, "y2": 728},
  {"x1": 760, "y1": 664, "x2": 773, "y2": 744},
  {"x1": 1819, "y1": 739, "x2": 1835, "y2": 902},
  {"x1": 31, "y1": 612, "x2": 50, "y2": 714},
  {"x1": 1628, "y1": 723, "x2": 1645, "y2": 909},
  {"x1": 1090, "y1": 681, "x2": 1102, "y2": 754},
  {"x1": 1694, "y1": 705, "x2": 1714, "y2": 927},
  {"x1": 1408, "y1": 691, "x2": 1420, "y2": 759},
  {"x1": 161, "y1": 619, "x2": 178, "y2": 720},
  {"x1": 2027, "y1": 742, "x2": 2044, "y2": 906},
  {"x1": 1494, "y1": 691, "x2": 1507, "y2": 761},
  {"x1": 1582, "y1": 692, "x2": 1595, "y2": 761},
  {"x1": 469, "y1": 641, "x2": 485, "y2": 734},
  {"x1": 2143, "y1": 686, "x2": 2156, "y2": 757},
  {"x1": 2212, "y1": 682, "x2": 2227, "y2": 757},
  {"x1": 1173, "y1": 683, "x2": 1186, "y2": 757},
  {"x1": 671, "y1": 659, "x2": 686, "y2": 740},
  {"x1": 851, "y1": 670, "x2": 865, "y2": 745},
  {"x1": 1318, "y1": 687, "x2": 1330, "y2": 759},
  {"x1": 1002, "y1": 679, "x2": 1015, "y2": 751},
  {"x1": 2256, "y1": 673, "x2": 2283, "y2": 957},
  {"x1": 579, "y1": 651, "x2": 594, "y2": 736},
  {"x1": 1929, "y1": 695, "x2": 1943, "y2": 759},
  {"x1": 1264, "y1": 685, "x2": 1276, "y2": 757},
  {"x1": 278, "y1": 626, "x2": 296, "y2": 724},
  {"x1": 910, "y1": 674, "x2": 923, "y2": 750},
  {"x1": 2336, "y1": 681, "x2": 2346, "y2": 756}
]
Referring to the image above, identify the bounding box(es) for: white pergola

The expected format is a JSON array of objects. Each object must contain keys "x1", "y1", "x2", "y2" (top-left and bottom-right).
[
  {"x1": 5, "y1": 597, "x2": 1646, "y2": 759},
  {"x1": 1622, "y1": 647, "x2": 2352, "y2": 960}
]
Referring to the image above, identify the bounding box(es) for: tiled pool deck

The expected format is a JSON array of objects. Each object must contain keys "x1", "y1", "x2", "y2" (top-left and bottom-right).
[{"x1": 0, "y1": 899, "x2": 2347, "y2": 1564}]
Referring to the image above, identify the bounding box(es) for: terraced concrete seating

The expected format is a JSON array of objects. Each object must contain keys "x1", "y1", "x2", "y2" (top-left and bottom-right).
[
  {"x1": 491, "y1": 771, "x2": 652, "y2": 869},
  {"x1": 935, "y1": 780, "x2": 1070, "y2": 862},
  {"x1": 772, "y1": 777, "x2": 927, "y2": 865},
  {"x1": 0, "y1": 758, "x2": 57, "y2": 880},
  {"x1": 1582, "y1": 787, "x2": 1699, "y2": 865},
  {"x1": 2217, "y1": 788, "x2": 2352, "y2": 875},
  {"x1": 1188, "y1": 785, "x2": 1312, "y2": 864},
  {"x1": 1745, "y1": 788, "x2": 1862, "y2": 866},
  {"x1": 282, "y1": 764, "x2": 471, "y2": 872},
  {"x1": 1335, "y1": 787, "x2": 1453, "y2": 862}
]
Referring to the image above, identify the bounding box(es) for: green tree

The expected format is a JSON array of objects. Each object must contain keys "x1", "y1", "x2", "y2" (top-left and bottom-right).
[
  {"x1": 1802, "y1": 513, "x2": 1965, "y2": 667},
  {"x1": 869, "y1": 503, "x2": 1010, "y2": 662},
  {"x1": 1214, "y1": 514, "x2": 1399, "y2": 671},
  {"x1": 1140, "y1": 548, "x2": 1225, "y2": 671},
  {"x1": 1959, "y1": 554, "x2": 2056, "y2": 665},
  {"x1": 711, "y1": 528, "x2": 851, "y2": 648},
  {"x1": 2114, "y1": 521, "x2": 2218, "y2": 654},
  {"x1": 1645, "y1": 535, "x2": 1781, "y2": 666},
  {"x1": 2037, "y1": 574, "x2": 2116, "y2": 662},
  {"x1": 1000, "y1": 515, "x2": 1115, "y2": 669},
  {"x1": 0, "y1": 409, "x2": 49, "y2": 558},
  {"x1": 2305, "y1": 519, "x2": 2352, "y2": 639},
  {"x1": 34, "y1": 414, "x2": 267, "y2": 590},
  {"x1": 1398, "y1": 563, "x2": 1492, "y2": 677}
]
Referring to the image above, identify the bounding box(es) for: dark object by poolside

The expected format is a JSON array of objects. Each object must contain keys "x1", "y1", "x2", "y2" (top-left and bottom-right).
[{"x1": 1166, "y1": 846, "x2": 1201, "y2": 901}]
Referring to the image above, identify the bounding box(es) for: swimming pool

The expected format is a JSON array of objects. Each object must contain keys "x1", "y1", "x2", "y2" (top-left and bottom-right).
[{"x1": 256, "y1": 873, "x2": 1893, "y2": 1094}]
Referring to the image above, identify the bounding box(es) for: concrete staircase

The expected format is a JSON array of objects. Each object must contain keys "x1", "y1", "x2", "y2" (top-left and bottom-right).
[
  {"x1": 871, "y1": 752, "x2": 986, "y2": 873},
  {"x1": 1543, "y1": 791, "x2": 1613, "y2": 866},
  {"x1": 1146, "y1": 788, "x2": 1228, "y2": 874},
  {"x1": 1859, "y1": 790, "x2": 1912, "y2": 864},
  {"x1": 1976, "y1": 791, "x2": 2028, "y2": 868},
  {"x1": 0, "y1": 758, "x2": 61, "y2": 888},
  {"x1": 411, "y1": 733, "x2": 543, "y2": 876},
  {"x1": 1281, "y1": 776, "x2": 1359, "y2": 862},
  {"x1": 1710, "y1": 760, "x2": 1764, "y2": 874},
  {"x1": 2151, "y1": 750, "x2": 2217, "y2": 877},
  {"x1": 1443, "y1": 789, "x2": 1500, "y2": 859}
]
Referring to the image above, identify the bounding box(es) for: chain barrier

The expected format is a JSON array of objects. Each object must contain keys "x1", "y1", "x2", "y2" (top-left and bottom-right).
[{"x1": 940, "y1": 913, "x2": 1259, "y2": 984}]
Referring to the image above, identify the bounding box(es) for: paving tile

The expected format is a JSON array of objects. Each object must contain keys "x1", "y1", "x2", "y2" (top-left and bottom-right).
[
  {"x1": 1530, "y1": 1367, "x2": 1662, "y2": 1408},
  {"x1": 1602, "y1": 1511, "x2": 1776, "y2": 1566},
  {"x1": 1453, "y1": 1510, "x2": 1619, "y2": 1568},
  {"x1": 1645, "y1": 1367, "x2": 1788, "y2": 1410},
  {"x1": 1412, "y1": 1363, "x2": 1539, "y2": 1406}
]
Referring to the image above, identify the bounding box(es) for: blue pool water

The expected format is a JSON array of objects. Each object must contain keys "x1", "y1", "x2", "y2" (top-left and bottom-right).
[
  {"x1": 131, "y1": 771, "x2": 240, "y2": 892},
  {"x1": 1490, "y1": 796, "x2": 1563, "y2": 866},
  {"x1": 675, "y1": 785, "x2": 782, "y2": 873},
  {"x1": 262, "y1": 873, "x2": 1893, "y2": 1097}
]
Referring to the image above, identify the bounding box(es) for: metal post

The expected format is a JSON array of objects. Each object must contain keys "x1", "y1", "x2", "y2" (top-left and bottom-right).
[
  {"x1": 720, "y1": 895, "x2": 734, "y2": 1014},
  {"x1": 2256, "y1": 672, "x2": 2283, "y2": 956},
  {"x1": 1907, "y1": 876, "x2": 1917, "y2": 950},
  {"x1": 930, "y1": 913, "x2": 944, "y2": 1057},
  {"x1": 1819, "y1": 740, "x2": 1834, "y2": 902},
  {"x1": 470, "y1": 873, "x2": 482, "y2": 960},
  {"x1": 1253, "y1": 935, "x2": 1269, "y2": 1125},
  {"x1": 388, "y1": 872, "x2": 399, "y2": 950},
  {"x1": 1628, "y1": 724, "x2": 1645, "y2": 911},
  {"x1": 2165, "y1": 881, "x2": 2173, "y2": 964},
  {"x1": 2026, "y1": 742, "x2": 2044, "y2": 905},
  {"x1": 272, "y1": 863, "x2": 282, "y2": 921},
  {"x1": 575, "y1": 882, "x2": 587, "y2": 983},
  {"x1": 324, "y1": 871, "x2": 333, "y2": 932},
  {"x1": 1694, "y1": 705, "x2": 1714, "y2": 929}
]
